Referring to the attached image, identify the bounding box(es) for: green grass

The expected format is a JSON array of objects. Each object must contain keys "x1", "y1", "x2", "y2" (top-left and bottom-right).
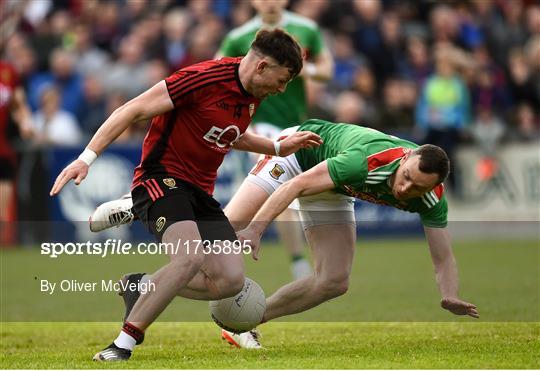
[
  {"x1": 1, "y1": 239, "x2": 538, "y2": 321},
  {"x1": 1, "y1": 239, "x2": 539, "y2": 368},
  {"x1": 1, "y1": 322, "x2": 539, "y2": 368}
]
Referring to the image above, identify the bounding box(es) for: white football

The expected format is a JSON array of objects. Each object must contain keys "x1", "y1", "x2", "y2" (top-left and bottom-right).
[{"x1": 209, "y1": 277, "x2": 266, "y2": 333}]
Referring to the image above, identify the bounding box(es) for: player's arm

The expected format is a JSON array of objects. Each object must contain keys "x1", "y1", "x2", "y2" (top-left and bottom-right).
[
  {"x1": 239, "y1": 161, "x2": 334, "y2": 260},
  {"x1": 233, "y1": 130, "x2": 322, "y2": 156},
  {"x1": 424, "y1": 226, "x2": 479, "y2": 318},
  {"x1": 50, "y1": 80, "x2": 173, "y2": 196},
  {"x1": 303, "y1": 48, "x2": 334, "y2": 82}
]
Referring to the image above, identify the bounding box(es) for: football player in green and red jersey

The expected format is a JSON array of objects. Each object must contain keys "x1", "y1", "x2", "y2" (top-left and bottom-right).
[{"x1": 219, "y1": 119, "x2": 478, "y2": 348}]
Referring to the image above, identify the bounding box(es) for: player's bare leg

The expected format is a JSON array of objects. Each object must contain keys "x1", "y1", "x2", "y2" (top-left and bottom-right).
[
  {"x1": 263, "y1": 221, "x2": 356, "y2": 321},
  {"x1": 174, "y1": 179, "x2": 268, "y2": 298},
  {"x1": 131, "y1": 180, "x2": 269, "y2": 302},
  {"x1": 132, "y1": 249, "x2": 245, "y2": 302},
  {"x1": 176, "y1": 246, "x2": 246, "y2": 300},
  {"x1": 94, "y1": 220, "x2": 213, "y2": 361},
  {"x1": 224, "y1": 179, "x2": 271, "y2": 231},
  {"x1": 95, "y1": 180, "x2": 266, "y2": 321},
  {"x1": 126, "y1": 221, "x2": 214, "y2": 327},
  {"x1": 275, "y1": 208, "x2": 311, "y2": 279}
]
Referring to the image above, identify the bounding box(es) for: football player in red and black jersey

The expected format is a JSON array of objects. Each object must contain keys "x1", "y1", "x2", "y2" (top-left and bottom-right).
[{"x1": 50, "y1": 29, "x2": 322, "y2": 361}]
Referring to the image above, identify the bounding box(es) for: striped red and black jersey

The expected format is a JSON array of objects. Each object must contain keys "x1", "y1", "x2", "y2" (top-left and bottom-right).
[{"x1": 132, "y1": 57, "x2": 261, "y2": 195}]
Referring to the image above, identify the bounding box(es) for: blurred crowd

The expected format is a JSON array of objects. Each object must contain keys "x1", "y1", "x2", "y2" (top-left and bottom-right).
[
  {"x1": 1, "y1": 0, "x2": 539, "y2": 246},
  {"x1": 3, "y1": 0, "x2": 539, "y2": 146}
]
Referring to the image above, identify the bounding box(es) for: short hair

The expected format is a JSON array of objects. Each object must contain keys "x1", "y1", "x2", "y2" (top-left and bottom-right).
[
  {"x1": 250, "y1": 28, "x2": 303, "y2": 77},
  {"x1": 413, "y1": 144, "x2": 450, "y2": 184}
]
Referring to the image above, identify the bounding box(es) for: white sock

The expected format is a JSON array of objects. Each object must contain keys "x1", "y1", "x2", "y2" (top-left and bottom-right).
[
  {"x1": 140, "y1": 274, "x2": 153, "y2": 287},
  {"x1": 114, "y1": 330, "x2": 137, "y2": 351}
]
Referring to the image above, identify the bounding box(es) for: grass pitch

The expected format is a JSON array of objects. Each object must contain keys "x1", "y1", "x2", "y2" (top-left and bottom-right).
[
  {"x1": 1, "y1": 322, "x2": 539, "y2": 368},
  {"x1": 1, "y1": 238, "x2": 539, "y2": 368}
]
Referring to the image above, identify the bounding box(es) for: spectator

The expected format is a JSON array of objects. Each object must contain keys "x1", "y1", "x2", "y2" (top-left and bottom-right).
[
  {"x1": 49, "y1": 9, "x2": 72, "y2": 42},
  {"x1": 145, "y1": 59, "x2": 169, "y2": 87},
  {"x1": 351, "y1": 0, "x2": 383, "y2": 69},
  {"x1": 117, "y1": 0, "x2": 149, "y2": 35},
  {"x1": 482, "y1": 0, "x2": 527, "y2": 67},
  {"x1": 371, "y1": 10, "x2": 406, "y2": 83},
  {"x1": 26, "y1": 12, "x2": 62, "y2": 72},
  {"x1": 507, "y1": 48, "x2": 539, "y2": 109},
  {"x1": 470, "y1": 107, "x2": 506, "y2": 156},
  {"x1": 27, "y1": 47, "x2": 85, "y2": 121},
  {"x1": 375, "y1": 78, "x2": 416, "y2": 138},
  {"x1": 0, "y1": 59, "x2": 35, "y2": 246},
  {"x1": 176, "y1": 21, "x2": 223, "y2": 69},
  {"x1": 329, "y1": 32, "x2": 366, "y2": 91},
  {"x1": 525, "y1": 36, "x2": 540, "y2": 107},
  {"x1": 512, "y1": 103, "x2": 540, "y2": 142},
  {"x1": 80, "y1": 75, "x2": 106, "y2": 136},
  {"x1": 333, "y1": 90, "x2": 365, "y2": 125},
  {"x1": 187, "y1": 0, "x2": 215, "y2": 24},
  {"x1": 399, "y1": 35, "x2": 432, "y2": 86},
  {"x1": 162, "y1": 8, "x2": 191, "y2": 70},
  {"x1": 469, "y1": 44, "x2": 511, "y2": 117},
  {"x1": 70, "y1": 23, "x2": 110, "y2": 77},
  {"x1": 456, "y1": 1, "x2": 485, "y2": 50},
  {"x1": 5, "y1": 33, "x2": 38, "y2": 82},
  {"x1": 291, "y1": 0, "x2": 329, "y2": 22},
  {"x1": 100, "y1": 34, "x2": 150, "y2": 99},
  {"x1": 526, "y1": 5, "x2": 540, "y2": 37},
  {"x1": 229, "y1": 1, "x2": 254, "y2": 28},
  {"x1": 430, "y1": 5, "x2": 460, "y2": 44},
  {"x1": 92, "y1": 1, "x2": 121, "y2": 52},
  {"x1": 318, "y1": 0, "x2": 357, "y2": 34},
  {"x1": 32, "y1": 85, "x2": 82, "y2": 146},
  {"x1": 130, "y1": 12, "x2": 165, "y2": 61},
  {"x1": 352, "y1": 66, "x2": 379, "y2": 124},
  {"x1": 103, "y1": 91, "x2": 145, "y2": 143},
  {"x1": 415, "y1": 45, "x2": 471, "y2": 195}
]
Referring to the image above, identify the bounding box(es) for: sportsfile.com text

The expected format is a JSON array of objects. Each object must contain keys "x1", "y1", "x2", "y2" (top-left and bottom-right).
[{"x1": 40, "y1": 239, "x2": 252, "y2": 258}]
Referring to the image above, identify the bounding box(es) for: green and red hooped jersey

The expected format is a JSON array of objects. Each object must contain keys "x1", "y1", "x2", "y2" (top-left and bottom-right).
[{"x1": 294, "y1": 120, "x2": 448, "y2": 228}]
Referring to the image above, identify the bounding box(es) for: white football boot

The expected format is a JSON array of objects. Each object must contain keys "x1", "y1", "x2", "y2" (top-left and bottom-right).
[
  {"x1": 89, "y1": 194, "x2": 134, "y2": 232},
  {"x1": 221, "y1": 329, "x2": 263, "y2": 349}
]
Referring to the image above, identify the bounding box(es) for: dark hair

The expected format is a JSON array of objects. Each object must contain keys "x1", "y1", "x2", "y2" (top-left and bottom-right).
[
  {"x1": 250, "y1": 28, "x2": 303, "y2": 77},
  {"x1": 413, "y1": 144, "x2": 450, "y2": 184}
]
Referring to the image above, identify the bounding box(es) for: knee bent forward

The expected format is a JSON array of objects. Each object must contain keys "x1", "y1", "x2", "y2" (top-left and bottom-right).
[
  {"x1": 212, "y1": 272, "x2": 245, "y2": 299},
  {"x1": 317, "y1": 277, "x2": 349, "y2": 299}
]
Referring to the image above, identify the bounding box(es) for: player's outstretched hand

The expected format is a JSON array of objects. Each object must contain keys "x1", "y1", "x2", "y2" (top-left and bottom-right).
[
  {"x1": 279, "y1": 131, "x2": 323, "y2": 156},
  {"x1": 237, "y1": 228, "x2": 261, "y2": 261},
  {"x1": 50, "y1": 159, "x2": 89, "y2": 196},
  {"x1": 441, "y1": 297, "x2": 479, "y2": 318}
]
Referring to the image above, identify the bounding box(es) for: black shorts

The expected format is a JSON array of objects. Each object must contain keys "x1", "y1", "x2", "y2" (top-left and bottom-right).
[
  {"x1": 132, "y1": 177, "x2": 237, "y2": 243},
  {"x1": 0, "y1": 157, "x2": 15, "y2": 180}
]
